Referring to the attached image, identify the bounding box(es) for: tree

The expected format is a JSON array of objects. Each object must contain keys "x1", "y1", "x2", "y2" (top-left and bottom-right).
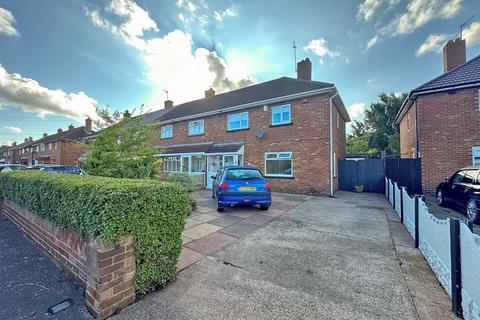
[
  {"x1": 346, "y1": 135, "x2": 374, "y2": 155},
  {"x1": 83, "y1": 117, "x2": 161, "y2": 179},
  {"x1": 93, "y1": 104, "x2": 149, "y2": 130}
]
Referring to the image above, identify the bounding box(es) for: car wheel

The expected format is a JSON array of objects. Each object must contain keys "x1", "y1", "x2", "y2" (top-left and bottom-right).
[
  {"x1": 217, "y1": 201, "x2": 224, "y2": 212},
  {"x1": 260, "y1": 205, "x2": 270, "y2": 211},
  {"x1": 436, "y1": 189, "x2": 445, "y2": 206},
  {"x1": 466, "y1": 199, "x2": 479, "y2": 223}
]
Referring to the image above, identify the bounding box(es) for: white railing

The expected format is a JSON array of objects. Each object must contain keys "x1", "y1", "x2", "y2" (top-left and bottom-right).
[{"x1": 385, "y1": 177, "x2": 479, "y2": 320}]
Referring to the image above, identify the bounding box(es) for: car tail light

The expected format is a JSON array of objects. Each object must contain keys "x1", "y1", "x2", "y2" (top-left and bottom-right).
[
  {"x1": 219, "y1": 182, "x2": 229, "y2": 189},
  {"x1": 264, "y1": 183, "x2": 271, "y2": 189}
]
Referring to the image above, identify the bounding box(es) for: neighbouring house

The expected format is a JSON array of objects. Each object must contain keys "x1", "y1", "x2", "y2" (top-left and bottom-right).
[
  {"x1": 395, "y1": 37, "x2": 480, "y2": 192},
  {"x1": 11, "y1": 137, "x2": 35, "y2": 165},
  {"x1": 29, "y1": 119, "x2": 96, "y2": 166},
  {"x1": 146, "y1": 58, "x2": 350, "y2": 195},
  {"x1": 0, "y1": 145, "x2": 10, "y2": 164}
]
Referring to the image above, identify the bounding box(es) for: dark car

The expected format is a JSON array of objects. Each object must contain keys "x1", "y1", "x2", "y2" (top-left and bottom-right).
[
  {"x1": 211, "y1": 166, "x2": 271, "y2": 212},
  {"x1": 39, "y1": 165, "x2": 87, "y2": 175},
  {"x1": 0, "y1": 164, "x2": 27, "y2": 172},
  {"x1": 436, "y1": 167, "x2": 480, "y2": 223}
]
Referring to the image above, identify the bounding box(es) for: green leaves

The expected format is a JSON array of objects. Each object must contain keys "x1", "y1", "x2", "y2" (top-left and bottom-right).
[
  {"x1": 83, "y1": 117, "x2": 161, "y2": 179},
  {"x1": 0, "y1": 171, "x2": 193, "y2": 294}
]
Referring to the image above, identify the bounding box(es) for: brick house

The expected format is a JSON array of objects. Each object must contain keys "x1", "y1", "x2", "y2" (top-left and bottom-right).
[
  {"x1": 0, "y1": 145, "x2": 9, "y2": 164},
  {"x1": 395, "y1": 38, "x2": 480, "y2": 192},
  {"x1": 29, "y1": 119, "x2": 96, "y2": 166},
  {"x1": 147, "y1": 59, "x2": 350, "y2": 195}
]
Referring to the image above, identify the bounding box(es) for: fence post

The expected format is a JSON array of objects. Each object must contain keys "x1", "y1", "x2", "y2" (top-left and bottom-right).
[
  {"x1": 393, "y1": 183, "x2": 396, "y2": 208},
  {"x1": 400, "y1": 187, "x2": 404, "y2": 223},
  {"x1": 414, "y1": 195, "x2": 419, "y2": 248},
  {"x1": 387, "y1": 178, "x2": 390, "y2": 199},
  {"x1": 449, "y1": 219, "x2": 463, "y2": 318}
]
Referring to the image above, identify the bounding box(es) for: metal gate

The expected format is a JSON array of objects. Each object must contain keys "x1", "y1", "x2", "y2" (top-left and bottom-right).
[{"x1": 339, "y1": 159, "x2": 386, "y2": 193}]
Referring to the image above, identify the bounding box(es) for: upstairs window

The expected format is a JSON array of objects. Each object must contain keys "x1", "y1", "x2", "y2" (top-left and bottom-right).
[
  {"x1": 272, "y1": 104, "x2": 291, "y2": 125},
  {"x1": 227, "y1": 112, "x2": 249, "y2": 131},
  {"x1": 161, "y1": 125, "x2": 173, "y2": 139},
  {"x1": 188, "y1": 119, "x2": 204, "y2": 136},
  {"x1": 265, "y1": 152, "x2": 293, "y2": 177}
]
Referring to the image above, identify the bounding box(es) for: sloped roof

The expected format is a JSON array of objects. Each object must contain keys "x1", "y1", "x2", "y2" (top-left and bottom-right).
[
  {"x1": 158, "y1": 141, "x2": 244, "y2": 155},
  {"x1": 158, "y1": 77, "x2": 334, "y2": 122},
  {"x1": 413, "y1": 54, "x2": 480, "y2": 93},
  {"x1": 31, "y1": 126, "x2": 96, "y2": 145},
  {"x1": 141, "y1": 107, "x2": 173, "y2": 123}
]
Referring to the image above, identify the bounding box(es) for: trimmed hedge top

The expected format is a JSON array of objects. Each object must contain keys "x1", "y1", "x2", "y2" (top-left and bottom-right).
[{"x1": 0, "y1": 171, "x2": 193, "y2": 293}]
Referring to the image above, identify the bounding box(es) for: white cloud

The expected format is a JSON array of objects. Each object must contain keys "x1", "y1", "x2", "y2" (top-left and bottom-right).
[
  {"x1": 347, "y1": 103, "x2": 367, "y2": 120},
  {"x1": 463, "y1": 21, "x2": 480, "y2": 46},
  {"x1": 4, "y1": 126, "x2": 22, "y2": 134},
  {"x1": 367, "y1": 0, "x2": 462, "y2": 49},
  {"x1": 0, "y1": 6, "x2": 19, "y2": 36},
  {"x1": 87, "y1": 0, "x2": 254, "y2": 105},
  {"x1": 357, "y1": 0, "x2": 383, "y2": 21},
  {"x1": 304, "y1": 38, "x2": 340, "y2": 64},
  {"x1": 416, "y1": 33, "x2": 450, "y2": 56},
  {"x1": 213, "y1": 7, "x2": 236, "y2": 21},
  {"x1": 0, "y1": 64, "x2": 99, "y2": 121}
]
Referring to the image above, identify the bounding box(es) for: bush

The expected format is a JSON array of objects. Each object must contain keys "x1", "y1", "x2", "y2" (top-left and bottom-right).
[
  {"x1": 0, "y1": 171, "x2": 193, "y2": 294},
  {"x1": 164, "y1": 172, "x2": 194, "y2": 192}
]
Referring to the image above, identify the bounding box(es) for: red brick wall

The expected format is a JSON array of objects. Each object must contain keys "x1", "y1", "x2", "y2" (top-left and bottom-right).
[
  {"x1": 1, "y1": 198, "x2": 136, "y2": 319},
  {"x1": 154, "y1": 94, "x2": 344, "y2": 195},
  {"x1": 399, "y1": 102, "x2": 418, "y2": 158},
  {"x1": 32, "y1": 141, "x2": 86, "y2": 166},
  {"x1": 416, "y1": 88, "x2": 480, "y2": 192}
]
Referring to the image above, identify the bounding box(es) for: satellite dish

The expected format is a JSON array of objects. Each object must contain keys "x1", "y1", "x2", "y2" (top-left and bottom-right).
[{"x1": 256, "y1": 129, "x2": 265, "y2": 139}]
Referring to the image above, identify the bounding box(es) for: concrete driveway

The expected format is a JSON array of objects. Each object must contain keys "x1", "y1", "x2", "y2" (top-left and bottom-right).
[{"x1": 114, "y1": 191, "x2": 455, "y2": 320}]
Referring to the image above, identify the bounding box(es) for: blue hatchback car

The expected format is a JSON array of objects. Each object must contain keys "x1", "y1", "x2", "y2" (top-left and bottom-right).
[{"x1": 211, "y1": 166, "x2": 271, "y2": 212}]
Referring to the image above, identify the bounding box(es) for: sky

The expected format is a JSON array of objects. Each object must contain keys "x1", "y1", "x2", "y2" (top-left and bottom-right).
[{"x1": 1, "y1": 0, "x2": 480, "y2": 145}]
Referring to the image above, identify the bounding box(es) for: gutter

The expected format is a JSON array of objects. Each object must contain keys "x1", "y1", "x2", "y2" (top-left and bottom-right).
[
  {"x1": 395, "y1": 82, "x2": 480, "y2": 124},
  {"x1": 157, "y1": 86, "x2": 336, "y2": 125},
  {"x1": 329, "y1": 92, "x2": 338, "y2": 197}
]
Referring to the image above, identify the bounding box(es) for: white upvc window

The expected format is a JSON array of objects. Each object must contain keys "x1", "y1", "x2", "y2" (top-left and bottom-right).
[
  {"x1": 227, "y1": 112, "x2": 249, "y2": 131},
  {"x1": 188, "y1": 119, "x2": 204, "y2": 135},
  {"x1": 163, "y1": 156, "x2": 181, "y2": 172},
  {"x1": 161, "y1": 124, "x2": 173, "y2": 139},
  {"x1": 336, "y1": 110, "x2": 340, "y2": 129},
  {"x1": 271, "y1": 104, "x2": 291, "y2": 125},
  {"x1": 473, "y1": 146, "x2": 480, "y2": 166},
  {"x1": 265, "y1": 152, "x2": 293, "y2": 177}
]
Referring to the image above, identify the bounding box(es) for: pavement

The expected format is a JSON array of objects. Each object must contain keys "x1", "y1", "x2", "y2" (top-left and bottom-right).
[
  {"x1": 113, "y1": 191, "x2": 456, "y2": 320},
  {"x1": 0, "y1": 215, "x2": 92, "y2": 320}
]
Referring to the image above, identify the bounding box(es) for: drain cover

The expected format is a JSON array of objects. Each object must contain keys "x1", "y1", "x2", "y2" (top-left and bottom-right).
[{"x1": 47, "y1": 299, "x2": 73, "y2": 315}]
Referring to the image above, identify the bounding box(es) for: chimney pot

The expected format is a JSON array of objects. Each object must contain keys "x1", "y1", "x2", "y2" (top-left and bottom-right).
[
  {"x1": 164, "y1": 100, "x2": 174, "y2": 109},
  {"x1": 24, "y1": 138, "x2": 28, "y2": 142},
  {"x1": 297, "y1": 58, "x2": 312, "y2": 81},
  {"x1": 204, "y1": 88, "x2": 215, "y2": 98},
  {"x1": 123, "y1": 110, "x2": 131, "y2": 118},
  {"x1": 43, "y1": 133, "x2": 48, "y2": 138},
  {"x1": 85, "y1": 118, "x2": 92, "y2": 133},
  {"x1": 443, "y1": 37, "x2": 466, "y2": 72},
  {"x1": 28, "y1": 137, "x2": 32, "y2": 141},
  {"x1": 68, "y1": 124, "x2": 74, "y2": 130},
  {"x1": 57, "y1": 128, "x2": 63, "y2": 134},
  {"x1": 12, "y1": 142, "x2": 16, "y2": 146}
]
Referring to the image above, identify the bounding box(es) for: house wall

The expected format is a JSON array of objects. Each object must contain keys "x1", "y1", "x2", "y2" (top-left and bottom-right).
[
  {"x1": 32, "y1": 141, "x2": 86, "y2": 166},
  {"x1": 399, "y1": 102, "x2": 418, "y2": 158},
  {"x1": 153, "y1": 94, "x2": 346, "y2": 195},
  {"x1": 332, "y1": 103, "x2": 347, "y2": 192},
  {"x1": 416, "y1": 88, "x2": 480, "y2": 192}
]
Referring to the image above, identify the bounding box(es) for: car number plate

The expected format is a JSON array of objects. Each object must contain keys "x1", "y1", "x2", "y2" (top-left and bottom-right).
[{"x1": 239, "y1": 186, "x2": 256, "y2": 191}]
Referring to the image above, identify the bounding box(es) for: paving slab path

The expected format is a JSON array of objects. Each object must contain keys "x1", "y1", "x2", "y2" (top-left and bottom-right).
[{"x1": 114, "y1": 191, "x2": 455, "y2": 320}]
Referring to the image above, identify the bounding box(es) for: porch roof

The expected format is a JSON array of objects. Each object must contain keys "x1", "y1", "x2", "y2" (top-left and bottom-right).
[{"x1": 158, "y1": 142, "x2": 244, "y2": 155}]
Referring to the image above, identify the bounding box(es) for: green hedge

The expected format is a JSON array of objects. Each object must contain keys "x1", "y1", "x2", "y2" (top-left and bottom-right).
[{"x1": 0, "y1": 171, "x2": 193, "y2": 294}]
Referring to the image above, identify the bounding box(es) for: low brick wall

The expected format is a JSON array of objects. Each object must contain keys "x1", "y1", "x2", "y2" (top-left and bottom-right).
[{"x1": 1, "y1": 198, "x2": 136, "y2": 319}]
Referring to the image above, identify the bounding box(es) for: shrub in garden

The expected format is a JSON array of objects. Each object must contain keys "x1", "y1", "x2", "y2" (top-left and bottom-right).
[{"x1": 0, "y1": 171, "x2": 193, "y2": 293}]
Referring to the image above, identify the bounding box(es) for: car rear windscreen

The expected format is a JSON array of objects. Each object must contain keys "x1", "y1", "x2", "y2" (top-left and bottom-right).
[{"x1": 225, "y1": 169, "x2": 263, "y2": 180}]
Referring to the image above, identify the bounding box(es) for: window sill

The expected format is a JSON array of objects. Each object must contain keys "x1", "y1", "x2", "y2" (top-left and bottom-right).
[
  {"x1": 160, "y1": 137, "x2": 173, "y2": 140},
  {"x1": 188, "y1": 133, "x2": 205, "y2": 137},
  {"x1": 264, "y1": 175, "x2": 294, "y2": 179},
  {"x1": 269, "y1": 122, "x2": 293, "y2": 128},
  {"x1": 227, "y1": 128, "x2": 250, "y2": 132}
]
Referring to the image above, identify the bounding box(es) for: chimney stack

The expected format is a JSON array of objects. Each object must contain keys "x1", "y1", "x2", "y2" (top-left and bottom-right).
[
  {"x1": 43, "y1": 133, "x2": 48, "y2": 138},
  {"x1": 204, "y1": 88, "x2": 215, "y2": 98},
  {"x1": 57, "y1": 128, "x2": 63, "y2": 134},
  {"x1": 24, "y1": 138, "x2": 28, "y2": 142},
  {"x1": 297, "y1": 58, "x2": 312, "y2": 81},
  {"x1": 123, "y1": 110, "x2": 131, "y2": 118},
  {"x1": 85, "y1": 118, "x2": 92, "y2": 133},
  {"x1": 443, "y1": 38, "x2": 466, "y2": 72},
  {"x1": 12, "y1": 142, "x2": 16, "y2": 147},
  {"x1": 68, "y1": 124, "x2": 74, "y2": 131},
  {"x1": 29, "y1": 137, "x2": 32, "y2": 141},
  {"x1": 164, "y1": 100, "x2": 174, "y2": 109}
]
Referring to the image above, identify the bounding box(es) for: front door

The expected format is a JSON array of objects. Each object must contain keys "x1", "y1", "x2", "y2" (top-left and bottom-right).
[{"x1": 206, "y1": 155, "x2": 222, "y2": 189}]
